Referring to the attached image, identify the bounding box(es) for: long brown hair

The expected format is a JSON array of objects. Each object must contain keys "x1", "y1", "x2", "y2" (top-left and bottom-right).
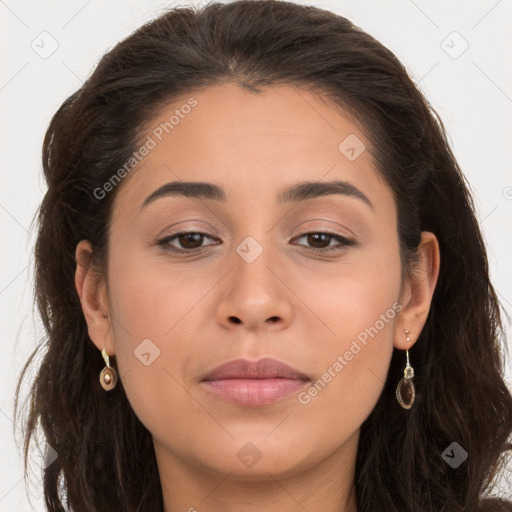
[{"x1": 14, "y1": 1, "x2": 512, "y2": 510}]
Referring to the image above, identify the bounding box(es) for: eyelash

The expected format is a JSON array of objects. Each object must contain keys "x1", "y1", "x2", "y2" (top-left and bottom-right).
[{"x1": 156, "y1": 229, "x2": 356, "y2": 254}]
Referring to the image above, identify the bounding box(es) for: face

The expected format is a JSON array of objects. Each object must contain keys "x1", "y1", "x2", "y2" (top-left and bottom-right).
[{"x1": 79, "y1": 83, "x2": 422, "y2": 484}]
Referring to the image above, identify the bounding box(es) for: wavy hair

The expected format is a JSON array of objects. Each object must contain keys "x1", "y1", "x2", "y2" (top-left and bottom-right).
[{"x1": 14, "y1": 1, "x2": 512, "y2": 510}]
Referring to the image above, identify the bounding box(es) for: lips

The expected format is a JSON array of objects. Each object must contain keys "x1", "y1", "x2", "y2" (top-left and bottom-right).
[
  {"x1": 201, "y1": 357, "x2": 310, "y2": 382},
  {"x1": 200, "y1": 357, "x2": 310, "y2": 406}
]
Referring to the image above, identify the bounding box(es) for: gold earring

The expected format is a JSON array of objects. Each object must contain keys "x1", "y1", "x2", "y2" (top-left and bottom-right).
[
  {"x1": 396, "y1": 330, "x2": 415, "y2": 409},
  {"x1": 99, "y1": 347, "x2": 117, "y2": 391}
]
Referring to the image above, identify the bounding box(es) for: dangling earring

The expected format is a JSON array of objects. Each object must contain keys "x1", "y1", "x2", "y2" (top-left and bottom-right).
[
  {"x1": 99, "y1": 347, "x2": 117, "y2": 391},
  {"x1": 396, "y1": 330, "x2": 415, "y2": 409}
]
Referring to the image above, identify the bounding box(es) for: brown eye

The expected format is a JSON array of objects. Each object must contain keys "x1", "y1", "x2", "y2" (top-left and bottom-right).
[
  {"x1": 306, "y1": 233, "x2": 332, "y2": 249},
  {"x1": 292, "y1": 231, "x2": 356, "y2": 252},
  {"x1": 176, "y1": 232, "x2": 205, "y2": 249},
  {"x1": 157, "y1": 231, "x2": 217, "y2": 253}
]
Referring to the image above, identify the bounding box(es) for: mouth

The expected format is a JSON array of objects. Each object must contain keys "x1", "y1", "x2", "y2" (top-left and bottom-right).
[{"x1": 200, "y1": 357, "x2": 311, "y2": 406}]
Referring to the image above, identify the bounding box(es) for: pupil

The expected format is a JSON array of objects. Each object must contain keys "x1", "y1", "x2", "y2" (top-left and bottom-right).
[
  {"x1": 309, "y1": 233, "x2": 328, "y2": 248},
  {"x1": 181, "y1": 233, "x2": 202, "y2": 248}
]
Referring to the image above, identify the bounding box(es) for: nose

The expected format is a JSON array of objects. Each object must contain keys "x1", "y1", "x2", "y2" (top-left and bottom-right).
[{"x1": 215, "y1": 237, "x2": 294, "y2": 333}]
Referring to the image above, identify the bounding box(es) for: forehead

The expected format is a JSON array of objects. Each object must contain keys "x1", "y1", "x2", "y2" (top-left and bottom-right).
[{"x1": 110, "y1": 82, "x2": 394, "y2": 220}]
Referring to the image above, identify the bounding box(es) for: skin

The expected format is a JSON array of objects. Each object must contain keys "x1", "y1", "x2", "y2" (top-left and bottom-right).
[{"x1": 75, "y1": 83, "x2": 440, "y2": 512}]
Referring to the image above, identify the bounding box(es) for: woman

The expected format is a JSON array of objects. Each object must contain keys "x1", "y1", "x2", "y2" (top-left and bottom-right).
[{"x1": 14, "y1": 1, "x2": 512, "y2": 511}]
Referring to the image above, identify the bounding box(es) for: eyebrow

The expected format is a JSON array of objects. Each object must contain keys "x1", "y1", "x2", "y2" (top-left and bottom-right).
[{"x1": 140, "y1": 179, "x2": 373, "y2": 211}]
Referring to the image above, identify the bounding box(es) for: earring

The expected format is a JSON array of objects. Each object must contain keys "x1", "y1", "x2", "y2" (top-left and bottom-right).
[
  {"x1": 396, "y1": 330, "x2": 415, "y2": 409},
  {"x1": 99, "y1": 347, "x2": 118, "y2": 391}
]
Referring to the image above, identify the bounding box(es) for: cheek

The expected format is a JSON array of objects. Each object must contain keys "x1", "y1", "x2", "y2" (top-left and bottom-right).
[
  {"x1": 290, "y1": 288, "x2": 399, "y2": 456},
  {"x1": 294, "y1": 237, "x2": 402, "y2": 421},
  {"x1": 106, "y1": 244, "x2": 214, "y2": 344},
  {"x1": 104, "y1": 250, "x2": 230, "y2": 437},
  {"x1": 301, "y1": 234, "x2": 402, "y2": 345}
]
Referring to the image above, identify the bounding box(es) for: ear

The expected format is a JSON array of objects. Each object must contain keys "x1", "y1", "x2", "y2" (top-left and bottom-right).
[
  {"x1": 74, "y1": 240, "x2": 115, "y2": 355},
  {"x1": 394, "y1": 231, "x2": 440, "y2": 349}
]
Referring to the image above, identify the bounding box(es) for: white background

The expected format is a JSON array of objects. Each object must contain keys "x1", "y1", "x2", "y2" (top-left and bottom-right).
[{"x1": 1, "y1": 0, "x2": 511, "y2": 509}]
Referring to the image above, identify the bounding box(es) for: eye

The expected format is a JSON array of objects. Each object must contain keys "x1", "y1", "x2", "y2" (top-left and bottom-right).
[
  {"x1": 156, "y1": 230, "x2": 218, "y2": 253},
  {"x1": 156, "y1": 230, "x2": 356, "y2": 255},
  {"x1": 291, "y1": 231, "x2": 356, "y2": 252}
]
